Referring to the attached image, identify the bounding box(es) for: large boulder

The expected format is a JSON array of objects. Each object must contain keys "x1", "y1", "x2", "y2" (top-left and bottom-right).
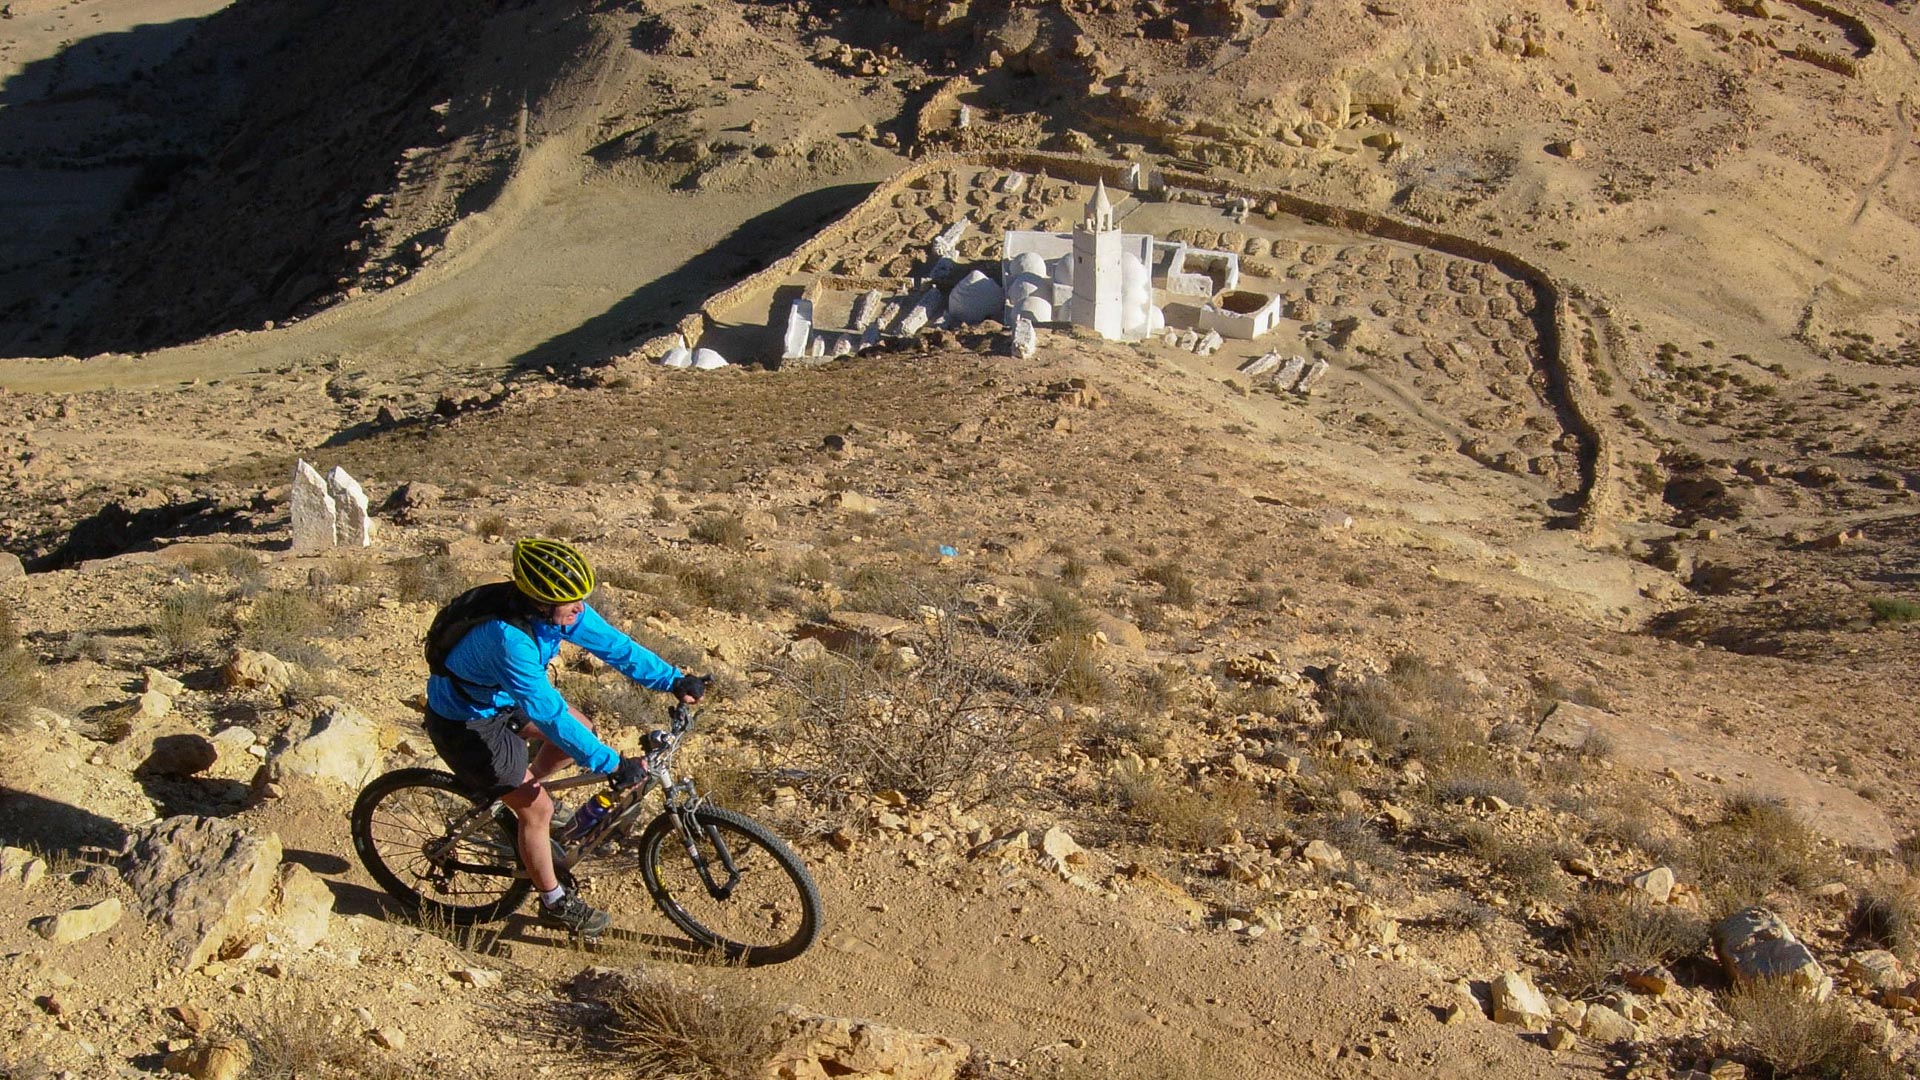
[
  {"x1": 221, "y1": 648, "x2": 295, "y2": 694},
  {"x1": 1489, "y1": 971, "x2": 1551, "y2": 1031},
  {"x1": 271, "y1": 702, "x2": 382, "y2": 788},
  {"x1": 765, "y1": 1009, "x2": 972, "y2": 1080},
  {"x1": 266, "y1": 862, "x2": 335, "y2": 950},
  {"x1": 120, "y1": 816, "x2": 283, "y2": 971},
  {"x1": 1713, "y1": 907, "x2": 1833, "y2": 1000}
]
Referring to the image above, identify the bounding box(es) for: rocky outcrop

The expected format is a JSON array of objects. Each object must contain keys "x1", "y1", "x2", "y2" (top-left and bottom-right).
[
  {"x1": 765, "y1": 1009, "x2": 972, "y2": 1080},
  {"x1": 120, "y1": 816, "x2": 284, "y2": 971},
  {"x1": 270, "y1": 701, "x2": 382, "y2": 788},
  {"x1": 0, "y1": 711, "x2": 157, "y2": 848},
  {"x1": 1713, "y1": 907, "x2": 1832, "y2": 1000}
]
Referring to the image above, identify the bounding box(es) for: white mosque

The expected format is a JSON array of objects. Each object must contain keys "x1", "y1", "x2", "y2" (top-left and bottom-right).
[{"x1": 1002, "y1": 179, "x2": 1164, "y2": 342}]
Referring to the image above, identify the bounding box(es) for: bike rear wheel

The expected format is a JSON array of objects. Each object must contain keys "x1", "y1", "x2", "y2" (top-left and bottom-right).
[
  {"x1": 634, "y1": 806, "x2": 822, "y2": 965},
  {"x1": 350, "y1": 767, "x2": 531, "y2": 925}
]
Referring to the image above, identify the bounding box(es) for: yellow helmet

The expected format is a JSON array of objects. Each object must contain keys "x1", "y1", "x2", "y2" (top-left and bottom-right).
[{"x1": 511, "y1": 538, "x2": 596, "y2": 603}]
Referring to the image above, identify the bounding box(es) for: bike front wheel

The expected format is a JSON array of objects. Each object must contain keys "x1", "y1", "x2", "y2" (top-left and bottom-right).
[
  {"x1": 635, "y1": 806, "x2": 822, "y2": 965},
  {"x1": 349, "y1": 767, "x2": 531, "y2": 925}
]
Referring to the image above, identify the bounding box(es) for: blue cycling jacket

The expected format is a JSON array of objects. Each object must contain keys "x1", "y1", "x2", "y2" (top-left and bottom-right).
[{"x1": 426, "y1": 602, "x2": 681, "y2": 774}]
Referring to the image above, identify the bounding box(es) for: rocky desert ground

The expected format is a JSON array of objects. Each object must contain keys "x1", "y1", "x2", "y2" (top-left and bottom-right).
[{"x1": 2, "y1": 0, "x2": 1920, "y2": 1077}]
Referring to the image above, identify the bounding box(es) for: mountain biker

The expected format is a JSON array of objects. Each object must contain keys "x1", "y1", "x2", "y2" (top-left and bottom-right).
[{"x1": 422, "y1": 538, "x2": 706, "y2": 936}]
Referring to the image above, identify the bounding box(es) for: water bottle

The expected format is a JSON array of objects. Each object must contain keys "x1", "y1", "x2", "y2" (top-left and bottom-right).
[{"x1": 562, "y1": 793, "x2": 614, "y2": 841}]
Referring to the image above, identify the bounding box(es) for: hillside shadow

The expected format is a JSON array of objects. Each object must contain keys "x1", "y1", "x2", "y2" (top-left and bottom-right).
[
  {"x1": 0, "y1": 788, "x2": 129, "y2": 855},
  {"x1": 507, "y1": 183, "x2": 876, "y2": 374}
]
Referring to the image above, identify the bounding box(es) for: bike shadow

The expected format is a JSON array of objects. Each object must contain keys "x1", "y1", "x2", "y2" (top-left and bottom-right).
[{"x1": 484, "y1": 915, "x2": 715, "y2": 966}]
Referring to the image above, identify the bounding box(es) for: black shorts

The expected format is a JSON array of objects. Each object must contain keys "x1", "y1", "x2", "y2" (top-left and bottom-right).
[{"x1": 424, "y1": 707, "x2": 529, "y2": 798}]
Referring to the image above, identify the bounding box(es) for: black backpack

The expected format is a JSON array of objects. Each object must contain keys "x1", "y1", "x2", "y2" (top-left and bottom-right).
[{"x1": 424, "y1": 582, "x2": 536, "y2": 700}]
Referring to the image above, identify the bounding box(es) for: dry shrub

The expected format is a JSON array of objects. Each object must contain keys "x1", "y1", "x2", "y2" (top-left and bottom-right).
[
  {"x1": 1110, "y1": 761, "x2": 1249, "y2": 850},
  {"x1": 1040, "y1": 638, "x2": 1110, "y2": 704},
  {"x1": 1559, "y1": 888, "x2": 1708, "y2": 998},
  {"x1": 1297, "y1": 808, "x2": 1399, "y2": 873},
  {"x1": 1142, "y1": 561, "x2": 1197, "y2": 607},
  {"x1": 474, "y1": 512, "x2": 509, "y2": 541},
  {"x1": 391, "y1": 550, "x2": 469, "y2": 603},
  {"x1": 1852, "y1": 881, "x2": 1920, "y2": 959},
  {"x1": 152, "y1": 586, "x2": 225, "y2": 654},
  {"x1": 0, "y1": 600, "x2": 43, "y2": 732},
  {"x1": 678, "y1": 563, "x2": 769, "y2": 615},
  {"x1": 765, "y1": 608, "x2": 1056, "y2": 807},
  {"x1": 240, "y1": 590, "x2": 341, "y2": 666},
  {"x1": 1688, "y1": 794, "x2": 1831, "y2": 910},
  {"x1": 1023, "y1": 581, "x2": 1097, "y2": 643},
  {"x1": 1722, "y1": 978, "x2": 1901, "y2": 1080},
  {"x1": 248, "y1": 992, "x2": 410, "y2": 1080},
  {"x1": 689, "y1": 513, "x2": 749, "y2": 550},
  {"x1": 606, "y1": 974, "x2": 780, "y2": 1080},
  {"x1": 186, "y1": 545, "x2": 267, "y2": 592}
]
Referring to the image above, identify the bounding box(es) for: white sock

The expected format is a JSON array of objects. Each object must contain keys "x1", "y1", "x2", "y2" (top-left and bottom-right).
[{"x1": 540, "y1": 886, "x2": 567, "y2": 906}]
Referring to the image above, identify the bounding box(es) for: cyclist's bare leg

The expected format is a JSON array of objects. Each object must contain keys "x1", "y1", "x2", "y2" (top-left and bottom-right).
[
  {"x1": 505, "y1": 706, "x2": 598, "y2": 893},
  {"x1": 500, "y1": 775, "x2": 560, "y2": 893}
]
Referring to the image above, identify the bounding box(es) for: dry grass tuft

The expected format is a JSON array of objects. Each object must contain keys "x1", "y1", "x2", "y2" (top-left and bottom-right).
[
  {"x1": 247, "y1": 993, "x2": 410, "y2": 1080},
  {"x1": 605, "y1": 973, "x2": 780, "y2": 1080},
  {"x1": 0, "y1": 599, "x2": 44, "y2": 732},
  {"x1": 152, "y1": 586, "x2": 226, "y2": 655},
  {"x1": 1559, "y1": 888, "x2": 1708, "y2": 998},
  {"x1": 1722, "y1": 977, "x2": 1902, "y2": 1080},
  {"x1": 1110, "y1": 762, "x2": 1254, "y2": 850},
  {"x1": 391, "y1": 550, "x2": 470, "y2": 604},
  {"x1": 240, "y1": 589, "x2": 343, "y2": 666},
  {"x1": 1852, "y1": 881, "x2": 1920, "y2": 959},
  {"x1": 1688, "y1": 793, "x2": 1830, "y2": 910}
]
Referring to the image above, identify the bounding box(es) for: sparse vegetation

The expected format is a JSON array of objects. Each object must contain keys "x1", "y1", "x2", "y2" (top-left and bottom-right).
[
  {"x1": 392, "y1": 550, "x2": 470, "y2": 604},
  {"x1": 766, "y1": 605, "x2": 1058, "y2": 807},
  {"x1": 1687, "y1": 794, "x2": 1831, "y2": 911},
  {"x1": 603, "y1": 974, "x2": 780, "y2": 1080},
  {"x1": 1869, "y1": 597, "x2": 1920, "y2": 624},
  {"x1": 239, "y1": 589, "x2": 342, "y2": 666},
  {"x1": 690, "y1": 513, "x2": 750, "y2": 549},
  {"x1": 1722, "y1": 978, "x2": 1902, "y2": 1080},
  {"x1": 0, "y1": 599, "x2": 44, "y2": 732},
  {"x1": 1558, "y1": 889, "x2": 1708, "y2": 998},
  {"x1": 152, "y1": 586, "x2": 225, "y2": 654}
]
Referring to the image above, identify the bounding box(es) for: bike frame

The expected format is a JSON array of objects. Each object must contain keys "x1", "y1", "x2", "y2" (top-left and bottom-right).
[{"x1": 424, "y1": 703, "x2": 744, "y2": 899}]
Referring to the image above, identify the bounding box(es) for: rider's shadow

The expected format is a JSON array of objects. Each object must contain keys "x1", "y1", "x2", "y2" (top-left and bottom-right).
[{"x1": 488, "y1": 916, "x2": 715, "y2": 964}]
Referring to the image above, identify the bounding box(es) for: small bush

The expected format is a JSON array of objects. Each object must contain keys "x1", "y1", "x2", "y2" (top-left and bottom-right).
[
  {"x1": 1111, "y1": 762, "x2": 1248, "y2": 850},
  {"x1": 474, "y1": 513, "x2": 509, "y2": 540},
  {"x1": 248, "y1": 992, "x2": 410, "y2": 1080},
  {"x1": 1559, "y1": 889, "x2": 1709, "y2": 998},
  {"x1": 1722, "y1": 978, "x2": 1902, "y2": 1080},
  {"x1": 187, "y1": 546, "x2": 267, "y2": 592},
  {"x1": 1852, "y1": 883, "x2": 1920, "y2": 958},
  {"x1": 1323, "y1": 675, "x2": 1402, "y2": 748},
  {"x1": 690, "y1": 514, "x2": 749, "y2": 550},
  {"x1": 152, "y1": 586, "x2": 225, "y2": 654},
  {"x1": 679, "y1": 564, "x2": 769, "y2": 615},
  {"x1": 391, "y1": 551, "x2": 469, "y2": 604},
  {"x1": 1040, "y1": 637, "x2": 1111, "y2": 704},
  {"x1": 1142, "y1": 562, "x2": 1197, "y2": 607},
  {"x1": 1025, "y1": 581, "x2": 1097, "y2": 643},
  {"x1": 0, "y1": 607, "x2": 44, "y2": 732},
  {"x1": 604, "y1": 974, "x2": 780, "y2": 1080},
  {"x1": 765, "y1": 607, "x2": 1055, "y2": 807},
  {"x1": 1688, "y1": 794, "x2": 1830, "y2": 909},
  {"x1": 1869, "y1": 597, "x2": 1920, "y2": 624},
  {"x1": 240, "y1": 590, "x2": 340, "y2": 663}
]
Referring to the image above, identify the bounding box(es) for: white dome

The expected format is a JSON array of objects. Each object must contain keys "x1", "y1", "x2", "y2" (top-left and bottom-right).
[
  {"x1": 1147, "y1": 305, "x2": 1166, "y2": 334},
  {"x1": 691, "y1": 348, "x2": 728, "y2": 370},
  {"x1": 1009, "y1": 251, "x2": 1049, "y2": 280},
  {"x1": 1015, "y1": 296, "x2": 1053, "y2": 323},
  {"x1": 659, "y1": 346, "x2": 692, "y2": 368},
  {"x1": 1006, "y1": 277, "x2": 1043, "y2": 306},
  {"x1": 948, "y1": 270, "x2": 1005, "y2": 325}
]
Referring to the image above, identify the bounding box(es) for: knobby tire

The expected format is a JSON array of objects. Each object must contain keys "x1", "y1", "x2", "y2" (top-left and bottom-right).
[
  {"x1": 350, "y1": 767, "x2": 532, "y2": 925},
  {"x1": 636, "y1": 805, "x2": 822, "y2": 965}
]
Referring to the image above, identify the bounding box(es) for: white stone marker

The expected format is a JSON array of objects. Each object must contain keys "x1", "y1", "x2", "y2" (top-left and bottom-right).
[
  {"x1": 1239, "y1": 351, "x2": 1281, "y2": 376},
  {"x1": 326, "y1": 466, "x2": 376, "y2": 548},
  {"x1": 290, "y1": 460, "x2": 337, "y2": 553},
  {"x1": 1011, "y1": 316, "x2": 1037, "y2": 359},
  {"x1": 1296, "y1": 358, "x2": 1331, "y2": 394},
  {"x1": 1273, "y1": 355, "x2": 1308, "y2": 391},
  {"x1": 783, "y1": 299, "x2": 814, "y2": 359}
]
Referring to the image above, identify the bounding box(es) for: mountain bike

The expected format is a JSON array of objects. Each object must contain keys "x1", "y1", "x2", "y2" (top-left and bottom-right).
[{"x1": 349, "y1": 701, "x2": 821, "y2": 966}]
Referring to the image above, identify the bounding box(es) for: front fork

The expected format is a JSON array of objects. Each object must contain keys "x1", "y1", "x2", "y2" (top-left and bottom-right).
[{"x1": 671, "y1": 799, "x2": 740, "y2": 901}]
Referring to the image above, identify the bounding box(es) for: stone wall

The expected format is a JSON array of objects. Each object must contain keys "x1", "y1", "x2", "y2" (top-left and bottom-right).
[{"x1": 612, "y1": 148, "x2": 1616, "y2": 532}]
